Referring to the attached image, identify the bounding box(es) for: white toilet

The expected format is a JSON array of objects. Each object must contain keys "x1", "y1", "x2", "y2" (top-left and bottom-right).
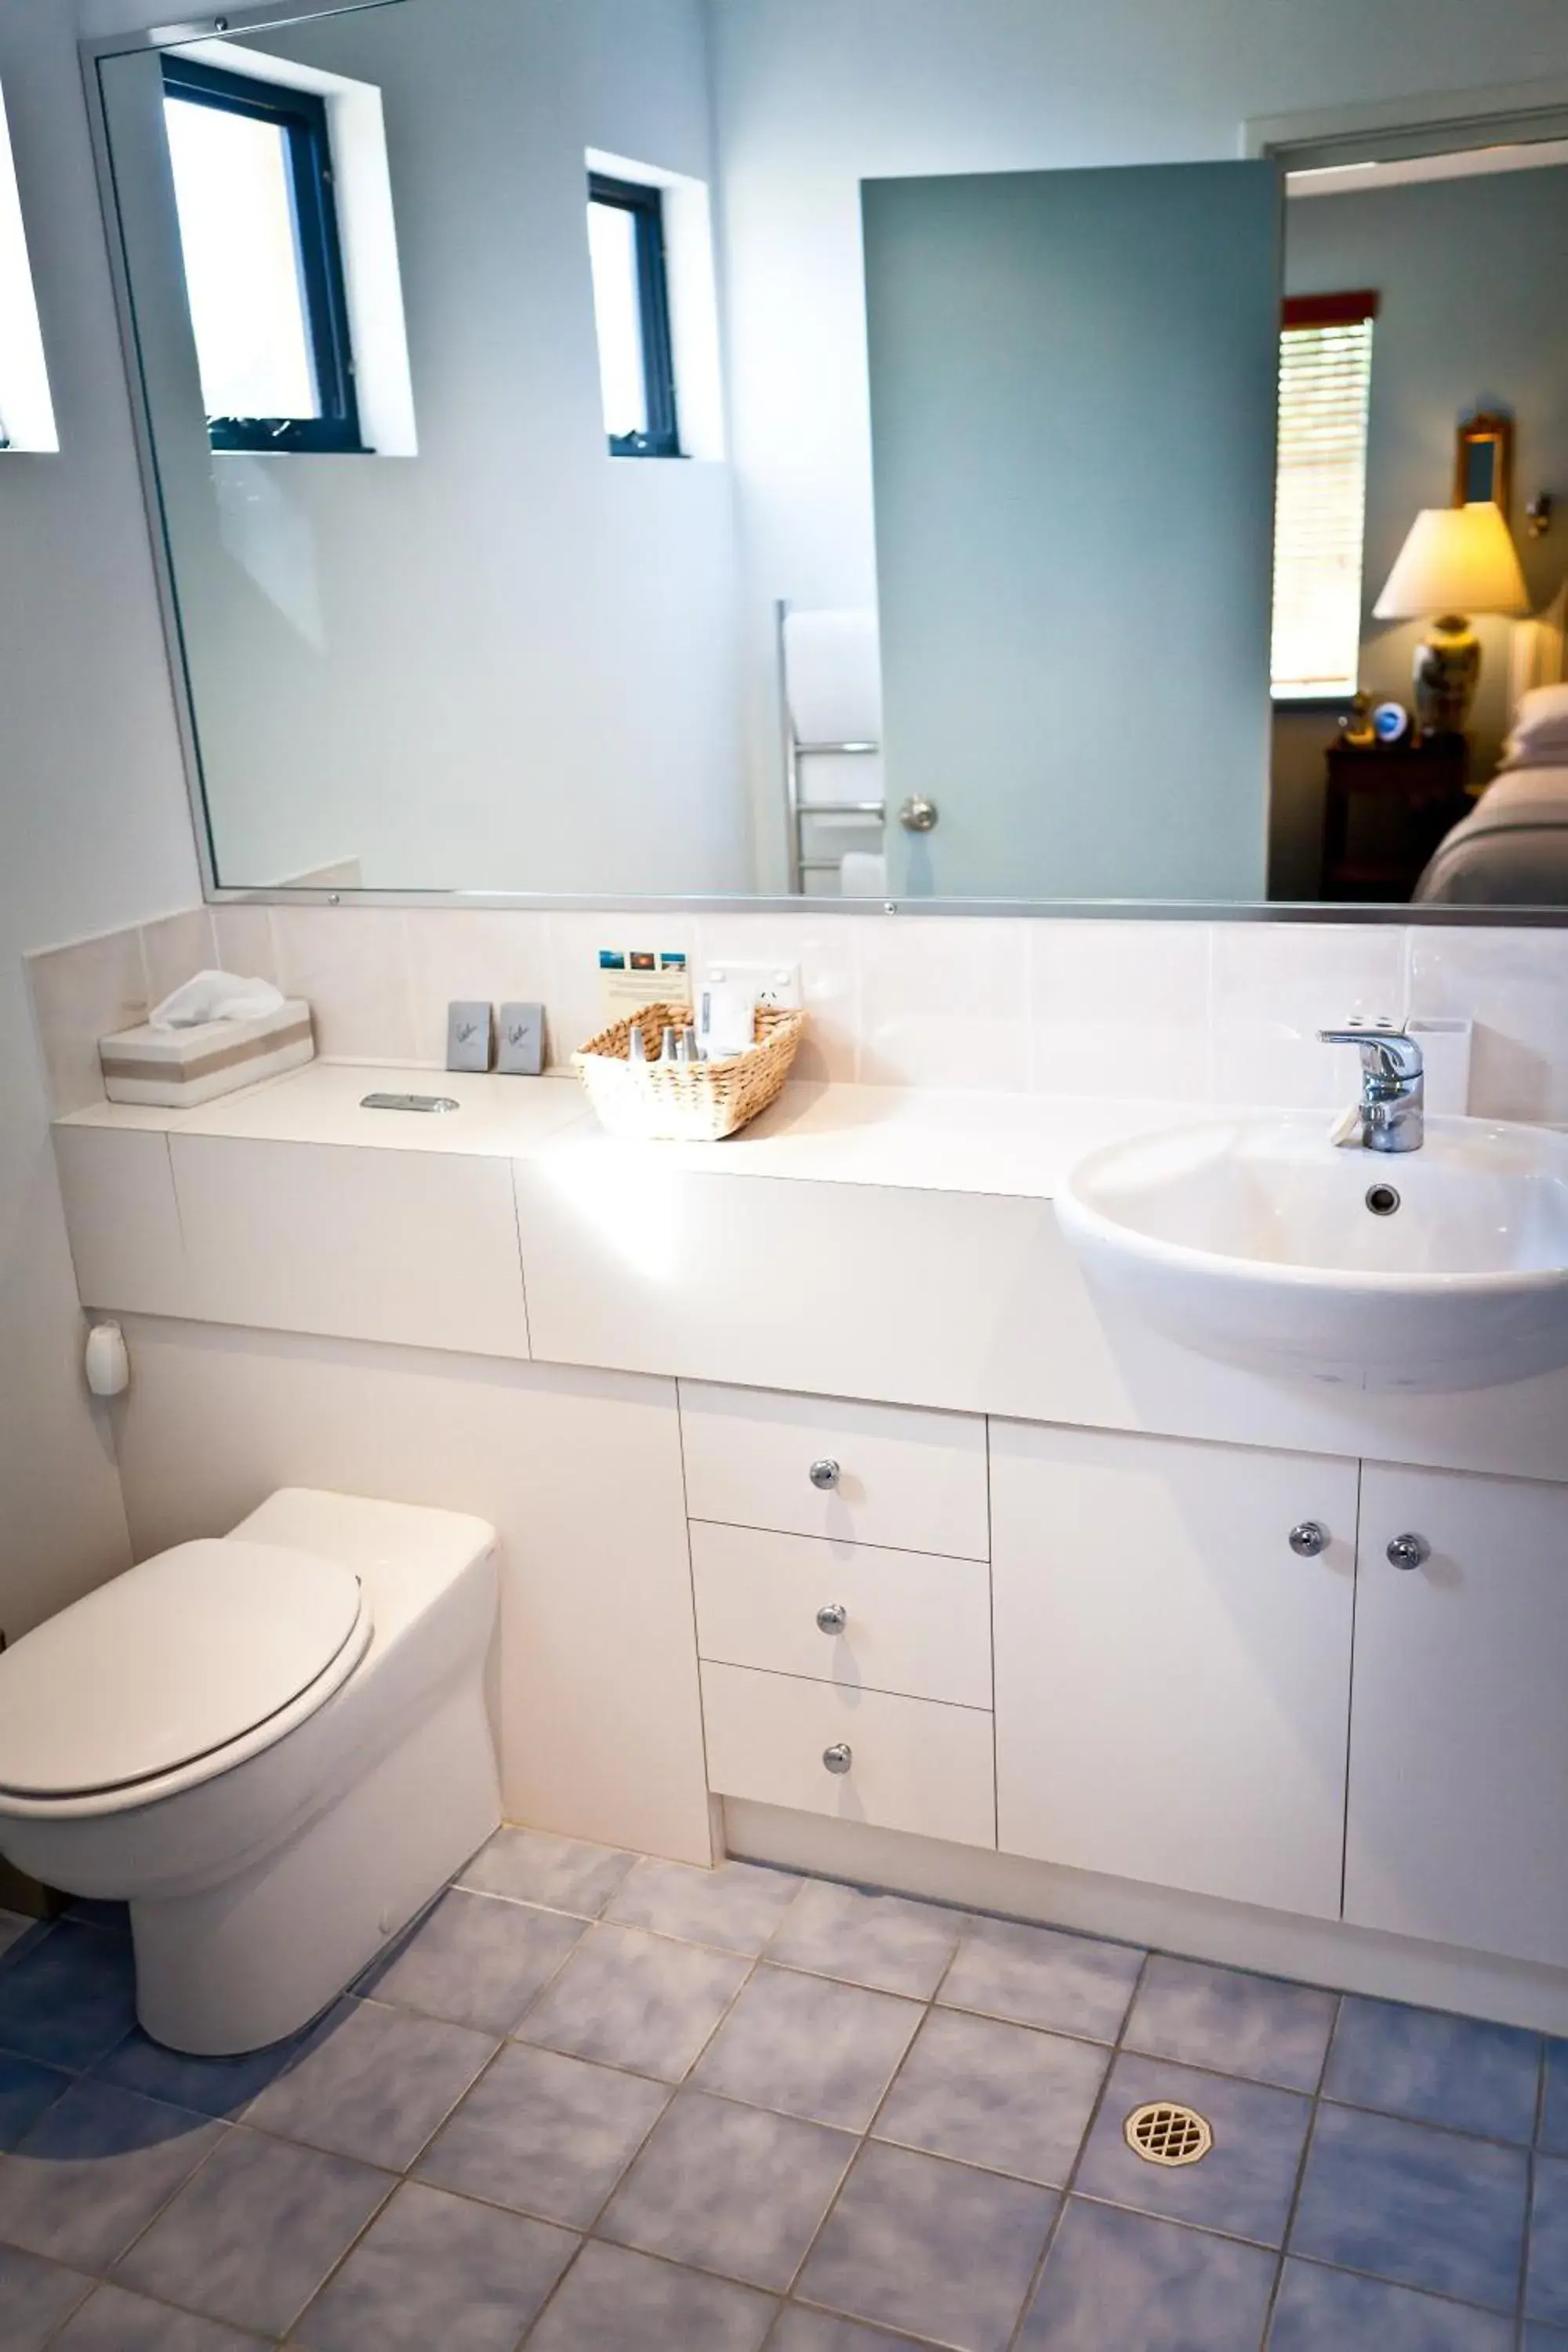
[{"x1": 0, "y1": 1488, "x2": 500, "y2": 2056}]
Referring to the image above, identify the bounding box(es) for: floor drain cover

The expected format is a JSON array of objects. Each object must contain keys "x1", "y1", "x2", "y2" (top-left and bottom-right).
[{"x1": 1124, "y1": 2101, "x2": 1213, "y2": 2167}]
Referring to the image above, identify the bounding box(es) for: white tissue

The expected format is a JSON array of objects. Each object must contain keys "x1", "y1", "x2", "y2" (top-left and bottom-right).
[{"x1": 149, "y1": 969, "x2": 286, "y2": 1031}]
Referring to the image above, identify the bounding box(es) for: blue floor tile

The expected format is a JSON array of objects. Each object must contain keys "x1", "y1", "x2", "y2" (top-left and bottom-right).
[
  {"x1": 1528, "y1": 2152, "x2": 1568, "y2": 2328},
  {"x1": 1018, "y1": 2196, "x2": 1276, "y2": 2351},
  {"x1": 1269, "y1": 2258, "x2": 1513, "y2": 2350},
  {"x1": 0, "y1": 1923, "x2": 138, "y2": 2070},
  {"x1": 1542, "y1": 2043, "x2": 1568, "y2": 2154},
  {"x1": 1325, "y1": 1997, "x2": 1541, "y2": 2143},
  {"x1": 0, "y1": 2052, "x2": 72, "y2": 2148},
  {"x1": 1290, "y1": 2102, "x2": 1527, "y2": 2311},
  {"x1": 1073, "y1": 2052, "x2": 1310, "y2": 2246},
  {"x1": 1123, "y1": 1954, "x2": 1336, "y2": 2092},
  {"x1": 0, "y1": 2080, "x2": 223, "y2": 2274},
  {"x1": 0, "y1": 2245, "x2": 94, "y2": 2352}
]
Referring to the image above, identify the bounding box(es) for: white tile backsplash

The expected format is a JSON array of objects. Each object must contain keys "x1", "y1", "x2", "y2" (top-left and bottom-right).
[{"x1": 24, "y1": 901, "x2": 1568, "y2": 1127}]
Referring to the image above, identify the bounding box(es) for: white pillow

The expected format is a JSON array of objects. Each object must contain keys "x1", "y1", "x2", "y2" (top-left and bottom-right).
[{"x1": 1504, "y1": 682, "x2": 1568, "y2": 768}]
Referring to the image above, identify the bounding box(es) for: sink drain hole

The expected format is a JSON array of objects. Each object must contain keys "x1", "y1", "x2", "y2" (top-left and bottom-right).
[
  {"x1": 1365, "y1": 1182, "x2": 1401, "y2": 1217},
  {"x1": 1124, "y1": 2102, "x2": 1213, "y2": 2167}
]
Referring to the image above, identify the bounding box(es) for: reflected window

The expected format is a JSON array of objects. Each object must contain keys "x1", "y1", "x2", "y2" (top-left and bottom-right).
[
  {"x1": 1270, "y1": 292, "x2": 1377, "y2": 699},
  {"x1": 162, "y1": 57, "x2": 361, "y2": 453},
  {"x1": 586, "y1": 172, "x2": 679, "y2": 457}
]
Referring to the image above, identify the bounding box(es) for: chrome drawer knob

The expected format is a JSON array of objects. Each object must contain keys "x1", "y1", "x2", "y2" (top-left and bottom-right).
[
  {"x1": 1387, "y1": 1532, "x2": 1431, "y2": 1571},
  {"x1": 816, "y1": 1602, "x2": 848, "y2": 1636},
  {"x1": 1288, "y1": 1522, "x2": 1329, "y2": 1559},
  {"x1": 809, "y1": 1458, "x2": 840, "y2": 1490},
  {"x1": 822, "y1": 1742, "x2": 852, "y2": 1775}
]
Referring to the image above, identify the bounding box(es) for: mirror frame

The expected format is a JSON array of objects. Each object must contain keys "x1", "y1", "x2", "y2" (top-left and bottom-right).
[{"x1": 80, "y1": 5, "x2": 1568, "y2": 925}]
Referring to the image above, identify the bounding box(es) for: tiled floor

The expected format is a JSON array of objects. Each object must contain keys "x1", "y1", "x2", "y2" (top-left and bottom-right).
[{"x1": 0, "y1": 1841, "x2": 1564, "y2": 2350}]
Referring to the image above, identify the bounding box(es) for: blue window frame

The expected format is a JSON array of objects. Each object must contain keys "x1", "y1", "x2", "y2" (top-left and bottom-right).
[
  {"x1": 161, "y1": 56, "x2": 362, "y2": 453},
  {"x1": 587, "y1": 172, "x2": 680, "y2": 459}
]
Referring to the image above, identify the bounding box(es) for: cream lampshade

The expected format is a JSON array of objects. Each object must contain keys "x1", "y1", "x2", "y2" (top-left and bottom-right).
[{"x1": 1374, "y1": 501, "x2": 1530, "y2": 735}]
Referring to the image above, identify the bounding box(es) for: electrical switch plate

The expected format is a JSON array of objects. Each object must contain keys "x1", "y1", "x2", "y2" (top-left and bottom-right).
[
  {"x1": 703, "y1": 961, "x2": 802, "y2": 1011},
  {"x1": 497, "y1": 1001, "x2": 545, "y2": 1076},
  {"x1": 445, "y1": 1000, "x2": 493, "y2": 1072}
]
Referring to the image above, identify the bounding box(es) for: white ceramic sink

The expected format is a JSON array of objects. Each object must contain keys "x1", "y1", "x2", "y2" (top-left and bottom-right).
[{"x1": 1055, "y1": 1114, "x2": 1568, "y2": 1392}]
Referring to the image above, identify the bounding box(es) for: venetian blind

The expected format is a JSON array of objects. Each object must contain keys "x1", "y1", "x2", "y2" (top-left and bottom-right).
[{"x1": 1269, "y1": 292, "x2": 1378, "y2": 699}]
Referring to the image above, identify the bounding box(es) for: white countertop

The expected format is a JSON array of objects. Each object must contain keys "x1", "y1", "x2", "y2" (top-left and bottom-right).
[{"x1": 58, "y1": 1059, "x2": 1227, "y2": 1199}]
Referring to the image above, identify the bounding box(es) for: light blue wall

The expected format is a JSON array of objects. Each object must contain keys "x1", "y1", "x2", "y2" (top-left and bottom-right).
[{"x1": 865, "y1": 162, "x2": 1281, "y2": 899}]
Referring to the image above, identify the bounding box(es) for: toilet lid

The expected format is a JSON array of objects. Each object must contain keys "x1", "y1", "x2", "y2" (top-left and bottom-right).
[{"x1": 0, "y1": 1540, "x2": 366, "y2": 1798}]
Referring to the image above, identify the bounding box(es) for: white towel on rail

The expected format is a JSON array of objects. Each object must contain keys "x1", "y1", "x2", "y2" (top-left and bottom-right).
[{"x1": 784, "y1": 609, "x2": 883, "y2": 746}]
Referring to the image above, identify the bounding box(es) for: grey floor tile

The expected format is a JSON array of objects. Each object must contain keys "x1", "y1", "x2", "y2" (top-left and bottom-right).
[
  {"x1": 0, "y1": 2053, "x2": 71, "y2": 2148},
  {"x1": 361, "y1": 1888, "x2": 584, "y2": 2031},
  {"x1": 293, "y1": 2178, "x2": 576, "y2": 2352},
  {"x1": 525, "y1": 2240, "x2": 777, "y2": 2351},
  {"x1": 1290, "y1": 2101, "x2": 1527, "y2": 2312},
  {"x1": 764, "y1": 1880, "x2": 964, "y2": 2000},
  {"x1": 692, "y1": 1965, "x2": 921, "y2": 2131},
  {"x1": 603, "y1": 1857, "x2": 803, "y2": 1956},
  {"x1": 0, "y1": 1922, "x2": 139, "y2": 2069},
  {"x1": 1544, "y1": 2042, "x2": 1568, "y2": 2154},
  {"x1": 597, "y1": 2087, "x2": 855, "y2": 2292},
  {"x1": 766, "y1": 2314, "x2": 930, "y2": 2352},
  {"x1": 416, "y1": 2040, "x2": 668, "y2": 2227},
  {"x1": 937, "y1": 1915, "x2": 1142, "y2": 2043},
  {"x1": 1018, "y1": 2196, "x2": 1276, "y2": 2352},
  {"x1": 115, "y1": 2125, "x2": 393, "y2": 2337},
  {"x1": 517, "y1": 1923, "x2": 749, "y2": 2081},
  {"x1": 459, "y1": 1828, "x2": 633, "y2": 1916},
  {"x1": 1074, "y1": 2051, "x2": 1309, "y2": 2246},
  {"x1": 873, "y1": 2005, "x2": 1107, "y2": 2187},
  {"x1": 1269, "y1": 2257, "x2": 1515, "y2": 2351},
  {"x1": 242, "y1": 1995, "x2": 495, "y2": 2169},
  {"x1": 1527, "y1": 2329, "x2": 1568, "y2": 2350},
  {"x1": 1325, "y1": 1995, "x2": 1541, "y2": 2143},
  {"x1": 92, "y1": 2023, "x2": 309, "y2": 2120},
  {"x1": 0, "y1": 2244, "x2": 93, "y2": 2352},
  {"x1": 797, "y1": 2140, "x2": 1057, "y2": 2352},
  {"x1": 0, "y1": 2080, "x2": 223, "y2": 2272},
  {"x1": 1530, "y1": 2151, "x2": 1568, "y2": 2328},
  {"x1": 50, "y1": 2282, "x2": 267, "y2": 2350},
  {"x1": 1123, "y1": 1954, "x2": 1337, "y2": 2092}
]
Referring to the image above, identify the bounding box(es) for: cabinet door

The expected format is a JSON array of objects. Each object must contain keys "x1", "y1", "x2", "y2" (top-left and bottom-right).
[
  {"x1": 1347, "y1": 1465, "x2": 1568, "y2": 1968},
  {"x1": 992, "y1": 1421, "x2": 1356, "y2": 1918}
]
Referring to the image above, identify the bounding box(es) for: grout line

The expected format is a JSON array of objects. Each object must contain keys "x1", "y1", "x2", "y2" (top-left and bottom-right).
[
  {"x1": 1258, "y1": 1986, "x2": 1341, "y2": 2347},
  {"x1": 1001, "y1": 1945, "x2": 1153, "y2": 2351}
]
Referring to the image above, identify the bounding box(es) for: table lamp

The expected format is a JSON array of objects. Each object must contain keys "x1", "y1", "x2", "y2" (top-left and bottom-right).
[{"x1": 1373, "y1": 500, "x2": 1530, "y2": 735}]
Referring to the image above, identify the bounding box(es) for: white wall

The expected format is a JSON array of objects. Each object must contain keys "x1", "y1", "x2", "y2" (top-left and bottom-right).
[
  {"x1": 0, "y1": 0, "x2": 200, "y2": 1635},
  {"x1": 100, "y1": 0, "x2": 750, "y2": 895},
  {"x1": 708, "y1": 0, "x2": 1568, "y2": 879}
]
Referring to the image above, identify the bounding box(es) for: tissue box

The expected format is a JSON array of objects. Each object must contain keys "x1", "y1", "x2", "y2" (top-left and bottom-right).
[{"x1": 99, "y1": 1000, "x2": 315, "y2": 1107}]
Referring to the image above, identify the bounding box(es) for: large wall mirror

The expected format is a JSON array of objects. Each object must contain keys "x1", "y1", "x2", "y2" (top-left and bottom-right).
[{"x1": 87, "y1": 0, "x2": 1568, "y2": 911}]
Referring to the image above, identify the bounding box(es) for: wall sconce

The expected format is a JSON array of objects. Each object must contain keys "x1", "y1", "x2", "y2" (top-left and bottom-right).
[{"x1": 1526, "y1": 492, "x2": 1553, "y2": 540}]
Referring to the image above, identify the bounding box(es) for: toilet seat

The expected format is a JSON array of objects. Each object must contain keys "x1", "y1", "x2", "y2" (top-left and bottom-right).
[{"x1": 0, "y1": 1539, "x2": 372, "y2": 1815}]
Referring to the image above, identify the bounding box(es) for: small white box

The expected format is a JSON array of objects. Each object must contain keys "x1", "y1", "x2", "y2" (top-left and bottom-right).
[{"x1": 99, "y1": 1000, "x2": 315, "y2": 1108}]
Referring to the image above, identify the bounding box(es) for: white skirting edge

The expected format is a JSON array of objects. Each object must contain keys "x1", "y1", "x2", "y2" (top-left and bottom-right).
[{"x1": 723, "y1": 1798, "x2": 1568, "y2": 2037}]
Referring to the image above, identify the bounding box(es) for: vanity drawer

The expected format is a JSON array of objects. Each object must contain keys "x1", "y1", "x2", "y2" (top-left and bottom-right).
[
  {"x1": 691, "y1": 1522, "x2": 992, "y2": 1709},
  {"x1": 679, "y1": 1383, "x2": 988, "y2": 1559},
  {"x1": 701, "y1": 1662, "x2": 995, "y2": 1848}
]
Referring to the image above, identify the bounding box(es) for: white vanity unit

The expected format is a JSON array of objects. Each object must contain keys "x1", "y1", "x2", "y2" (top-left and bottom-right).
[{"x1": 49, "y1": 1063, "x2": 1568, "y2": 2030}]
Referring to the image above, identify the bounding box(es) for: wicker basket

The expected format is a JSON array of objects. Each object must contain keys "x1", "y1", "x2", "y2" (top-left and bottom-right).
[{"x1": 571, "y1": 1000, "x2": 806, "y2": 1142}]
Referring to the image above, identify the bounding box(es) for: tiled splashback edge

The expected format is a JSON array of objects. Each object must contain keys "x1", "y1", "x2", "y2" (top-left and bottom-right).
[{"x1": 23, "y1": 901, "x2": 1568, "y2": 1126}]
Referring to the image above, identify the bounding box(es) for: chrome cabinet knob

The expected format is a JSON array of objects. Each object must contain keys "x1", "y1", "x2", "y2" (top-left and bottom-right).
[
  {"x1": 1387, "y1": 1532, "x2": 1431, "y2": 1571},
  {"x1": 1288, "y1": 1522, "x2": 1329, "y2": 1558},
  {"x1": 809, "y1": 1458, "x2": 840, "y2": 1490},
  {"x1": 816, "y1": 1602, "x2": 848, "y2": 1635},
  {"x1": 822, "y1": 1742, "x2": 852, "y2": 1775},
  {"x1": 898, "y1": 794, "x2": 938, "y2": 833}
]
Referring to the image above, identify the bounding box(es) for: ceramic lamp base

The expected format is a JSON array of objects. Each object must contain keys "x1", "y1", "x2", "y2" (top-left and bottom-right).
[{"x1": 1412, "y1": 615, "x2": 1479, "y2": 735}]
